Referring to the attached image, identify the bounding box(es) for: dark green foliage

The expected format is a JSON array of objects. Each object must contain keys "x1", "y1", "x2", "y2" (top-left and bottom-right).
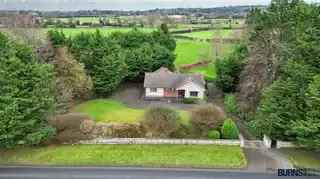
[
  {"x1": 65, "y1": 29, "x2": 176, "y2": 94},
  {"x1": 251, "y1": 61, "x2": 313, "y2": 140},
  {"x1": 208, "y1": 130, "x2": 221, "y2": 139},
  {"x1": 48, "y1": 30, "x2": 68, "y2": 47},
  {"x1": 160, "y1": 23, "x2": 169, "y2": 34},
  {"x1": 215, "y1": 44, "x2": 248, "y2": 93},
  {"x1": 92, "y1": 54, "x2": 127, "y2": 95},
  {"x1": 151, "y1": 30, "x2": 176, "y2": 52},
  {"x1": 142, "y1": 107, "x2": 179, "y2": 137},
  {"x1": 224, "y1": 94, "x2": 239, "y2": 115},
  {"x1": 68, "y1": 31, "x2": 128, "y2": 96},
  {"x1": 0, "y1": 32, "x2": 55, "y2": 148},
  {"x1": 221, "y1": 119, "x2": 239, "y2": 139},
  {"x1": 291, "y1": 75, "x2": 320, "y2": 149},
  {"x1": 246, "y1": 1, "x2": 320, "y2": 149}
]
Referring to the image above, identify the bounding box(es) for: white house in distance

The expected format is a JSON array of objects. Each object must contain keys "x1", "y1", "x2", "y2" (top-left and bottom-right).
[{"x1": 144, "y1": 67, "x2": 206, "y2": 99}]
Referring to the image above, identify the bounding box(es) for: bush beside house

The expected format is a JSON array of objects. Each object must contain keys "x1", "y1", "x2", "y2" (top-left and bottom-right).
[
  {"x1": 208, "y1": 130, "x2": 221, "y2": 139},
  {"x1": 221, "y1": 119, "x2": 239, "y2": 139}
]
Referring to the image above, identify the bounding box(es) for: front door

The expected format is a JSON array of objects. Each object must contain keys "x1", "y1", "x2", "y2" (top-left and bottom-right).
[{"x1": 178, "y1": 90, "x2": 185, "y2": 98}]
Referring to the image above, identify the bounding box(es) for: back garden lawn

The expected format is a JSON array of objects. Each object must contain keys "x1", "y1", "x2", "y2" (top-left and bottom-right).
[{"x1": 0, "y1": 145, "x2": 247, "y2": 168}]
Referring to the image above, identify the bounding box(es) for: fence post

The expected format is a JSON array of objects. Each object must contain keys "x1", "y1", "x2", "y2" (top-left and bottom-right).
[
  {"x1": 239, "y1": 134, "x2": 245, "y2": 148},
  {"x1": 263, "y1": 134, "x2": 272, "y2": 148}
]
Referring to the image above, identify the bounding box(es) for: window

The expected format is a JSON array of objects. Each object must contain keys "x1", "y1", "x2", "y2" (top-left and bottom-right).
[
  {"x1": 190, "y1": 91, "x2": 199, "y2": 97},
  {"x1": 150, "y1": 88, "x2": 157, "y2": 93}
]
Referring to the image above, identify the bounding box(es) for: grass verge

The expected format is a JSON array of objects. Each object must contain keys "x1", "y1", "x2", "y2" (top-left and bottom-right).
[
  {"x1": 0, "y1": 145, "x2": 247, "y2": 168},
  {"x1": 280, "y1": 149, "x2": 320, "y2": 169}
]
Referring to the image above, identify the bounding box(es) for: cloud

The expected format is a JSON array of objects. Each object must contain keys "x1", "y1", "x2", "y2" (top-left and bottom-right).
[{"x1": 0, "y1": 0, "x2": 319, "y2": 11}]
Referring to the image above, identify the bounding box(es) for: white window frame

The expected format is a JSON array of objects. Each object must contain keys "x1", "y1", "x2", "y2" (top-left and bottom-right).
[
  {"x1": 190, "y1": 91, "x2": 199, "y2": 97},
  {"x1": 150, "y1": 88, "x2": 157, "y2": 93}
]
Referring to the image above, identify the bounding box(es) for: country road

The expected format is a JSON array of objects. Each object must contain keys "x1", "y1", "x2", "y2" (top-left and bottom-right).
[{"x1": 0, "y1": 166, "x2": 317, "y2": 179}]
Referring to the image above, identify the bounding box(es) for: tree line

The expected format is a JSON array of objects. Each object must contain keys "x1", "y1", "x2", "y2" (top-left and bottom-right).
[
  {"x1": 215, "y1": 0, "x2": 320, "y2": 149},
  {"x1": 0, "y1": 26, "x2": 176, "y2": 147}
]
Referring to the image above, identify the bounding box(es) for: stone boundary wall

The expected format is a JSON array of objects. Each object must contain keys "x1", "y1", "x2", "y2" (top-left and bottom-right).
[{"x1": 79, "y1": 138, "x2": 241, "y2": 146}]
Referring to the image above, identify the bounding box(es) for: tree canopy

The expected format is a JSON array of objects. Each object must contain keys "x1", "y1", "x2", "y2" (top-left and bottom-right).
[
  {"x1": 246, "y1": 0, "x2": 320, "y2": 149},
  {"x1": 0, "y1": 32, "x2": 55, "y2": 147}
]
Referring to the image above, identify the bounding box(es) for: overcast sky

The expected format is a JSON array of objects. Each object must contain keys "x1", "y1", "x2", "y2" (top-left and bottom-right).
[{"x1": 0, "y1": 0, "x2": 319, "y2": 11}]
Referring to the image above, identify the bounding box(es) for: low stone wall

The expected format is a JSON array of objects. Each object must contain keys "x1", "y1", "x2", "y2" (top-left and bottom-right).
[{"x1": 79, "y1": 138, "x2": 240, "y2": 145}]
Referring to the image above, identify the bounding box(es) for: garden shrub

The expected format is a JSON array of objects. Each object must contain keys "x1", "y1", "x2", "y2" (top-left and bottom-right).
[
  {"x1": 141, "y1": 107, "x2": 180, "y2": 137},
  {"x1": 221, "y1": 119, "x2": 239, "y2": 139},
  {"x1": 224, "y1": 94, "x2": 239, "y2": 115},
  {"x1": 190, "y1": 104, "x2": 225, "y2": 136},
  {"x1": 170, "y1": 124, "x2": 192, "y2": 138},
  {"x1": 182, "y1": 98, "x2": 198, "y2": 104},
  {"x1": 215, "y1": 44, "x2": 248, "y2": 93},
  {"x1": 111, "y1": 124, "x2": 145, "y2": 138},
  {"x1": 49, "y1": 113, "x2": 93, "y2": 143},
  {"x1": 80, "y1": 120, "x2": 96, "y2": 134},
  {"x1": 208, "y1": 130, "x2": 221, "y2": 139}
]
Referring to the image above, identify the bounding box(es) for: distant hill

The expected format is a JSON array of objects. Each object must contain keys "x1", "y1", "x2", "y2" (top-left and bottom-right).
[{"x1": 0, "y1": 6, "x2": 266, "y2": 18}]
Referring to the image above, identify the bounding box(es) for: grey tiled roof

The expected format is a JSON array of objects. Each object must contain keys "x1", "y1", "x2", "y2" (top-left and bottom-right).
[{"x1": 144, "y1": 67, "x2": 205, "y2": 89}]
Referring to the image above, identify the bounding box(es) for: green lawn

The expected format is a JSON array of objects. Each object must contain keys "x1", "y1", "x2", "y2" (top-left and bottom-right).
[
  {"x1": 73, "y1": 99, "x2": 190, "y2": 125},
  {"x1": 177, "y1": 29, "x2": 234, "y2": 40},
  {"x1": 280, "y1": 149, "x2": 320, "y2": 169},
  {"x1": 0, "y1": 145, "x2": 247, "y2": 168},
  {"x1": 72, "y1": 99, "x2": 144, "y2": 124}
]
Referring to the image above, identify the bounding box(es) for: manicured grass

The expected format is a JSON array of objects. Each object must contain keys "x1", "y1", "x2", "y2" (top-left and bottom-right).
[
  {"x1": 280, "y1": 149, "x2": 320, "y2": 169},
  {"x1": 72, "y1": 99, "x2": 190, "y2": 125},
  {"x1": 178, "y1": 29, "x2": 233, "y2": 40},
  {"x1": 0, "y1": 145, "x2": 247, "y2": 168},
  {"x1": 73, "y1": 99, "x2": 144, "y2": 124}
]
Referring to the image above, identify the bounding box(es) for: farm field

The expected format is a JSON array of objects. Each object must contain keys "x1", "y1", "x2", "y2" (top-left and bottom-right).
[
  {"x1": 175, "y1": 39, "x2": 213, "y2": 67},
  {"x1": 49, "y1": 27, "x2": 155, "y2": 37},
  {"x1": 0, "y1": 145, "x2": 247, "y2": 168},
  {"x1": 53, "y1": 17, "x2": 101, "y2": 24},
  {"x1": 177, "y1": 29, "x2": 234, "y2": 40},
  {"x1": 175, "y1": 39, "x2": 236, "y2": 80},
  {"x1": 72, "y1": 99, "x2": 190, "y2": 125}
]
